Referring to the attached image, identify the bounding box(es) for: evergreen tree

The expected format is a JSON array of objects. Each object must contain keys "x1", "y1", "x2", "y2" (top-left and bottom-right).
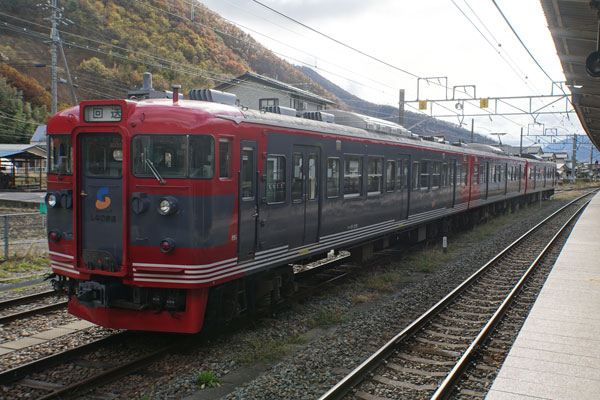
[{"x1": 0, "y1": 77, "x2": 44, "y2": 144}]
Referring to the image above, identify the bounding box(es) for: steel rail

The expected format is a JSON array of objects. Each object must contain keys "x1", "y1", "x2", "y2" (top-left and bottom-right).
[
  {"x1": 0, "y1": 332, "x2": 132, "y2": 385},
  {"x1": 0, "y1": 300, "x2": 68, "y2": 324},
  {"x1": 318, "y1": 191, "x2": 595, "y2": 400},
  {"x1": 36, "y1": 336, "x2": 193, "y2": 400},
  {"x1": 431, "y1": 198, "x2": 590, "y2": 399},
  {"x1": 0, "y1": 289, "x2": 55, "y2": 309}
]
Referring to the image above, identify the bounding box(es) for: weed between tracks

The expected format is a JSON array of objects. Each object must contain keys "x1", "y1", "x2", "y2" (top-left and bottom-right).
[
  {"x1": 234, "y1": 333, "x2": 307, "y2": 365},
  {"x1": 0, "y1": 254, "x2": 49, "y2": 282}
]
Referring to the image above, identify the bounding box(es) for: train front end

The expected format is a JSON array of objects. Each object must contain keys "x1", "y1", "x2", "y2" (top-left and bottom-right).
[{"x1": 45, "y1": 99, "x2": 233, "y2": 333}]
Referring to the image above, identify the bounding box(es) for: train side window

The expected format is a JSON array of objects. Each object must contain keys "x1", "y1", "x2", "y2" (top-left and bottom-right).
[
  {"x1": 367, "y1": 157, "x2": 383, "y2": 195},
  {"x1": 432, "y1": 161, "x2": 441, "y2": 189},
  {"x1": 327, "y1": 158, "x2": 340, "y2": 198},
  {"x1": 473, "y1": 164, "x2": 479, "y2": 185},
  {"x1": 48, "y1": 135, "x2": 73, "y2": 175},
  {"x1": 386, "y1": 160, "x2": 395, "y2": 192},
  {"x1": 480, "y1": 164, "x2": 486, "y2": 184},
  {"x1": 308, "y1": 154, "x2": 318, "y2": 200},
  {"x1": 397, "y1": 159, "x2": 408, "y2": 189},
  {"x1": 441, "y1": 163, "x2": 448, "y2": 187},
  {"x1": 241, "y1": 147, "x2": 255, "y2": 199},
  {"x1": 189, "y1": 135, "x2": 215, "y2": 178},
  {"x1": 460, "y1": 164, "x2": 467, "y2": 186},
  {"x1": 412, "y1": 161, "x2": 420, "y2": 190},
  {"x1": 344, "y1": 155, "x2": 362, "y2": 198},
  {"x1": 449, "y1": 162, "x2": 455, "y2": 186},
  {"x1": 219, "y1": 138, "x2": 231, "y2": 179},
  {"x1": 420, "y1": 160, "x2": 430, "y2": 189},
  {"x1": 292, "y1": 153, "x2": 303, "y2": 202},
  {"x1": 266, "y1": 155, "x2": 286, "y2": 204}
]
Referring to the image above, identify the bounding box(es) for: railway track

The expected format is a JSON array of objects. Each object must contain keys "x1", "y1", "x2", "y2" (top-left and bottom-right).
[
  {"x1": 0, "y1": 232, "x2": 416, "y2": 398},
  {"x1": 0, "y1": 290, "x2": 67, "y2": 325},
  {"x1": 0, "y1": 331, "x2": 190, "y2": 399},
  {"x1": 319, "y1": 191, "x2": 594, "y2": 400},
  {"x1": 0, "y1": 194, "x2": 587, "y2": 399}
]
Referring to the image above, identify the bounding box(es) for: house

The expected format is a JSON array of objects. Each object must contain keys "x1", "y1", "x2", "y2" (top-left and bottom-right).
[
  {"x1": 522, "y1": 145, "x2": 543, "y2": 156},
  {"x1": 540, "y1": 152, "x2": 555, "y2": 161},
  {"x1": 215, "y1": 71, "x2": 335, "y2": 114},
  {"x1": 0, "y1": 144, "x2": 46, "y2": 189},
  {"x1": 554, "y1": 152, "x2": 569, "y2": 161}
]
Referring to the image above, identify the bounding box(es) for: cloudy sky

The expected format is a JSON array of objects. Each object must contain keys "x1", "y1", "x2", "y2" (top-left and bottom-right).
[{"x1": 199, "y1": 0, "x2": 584, "y2": 147}]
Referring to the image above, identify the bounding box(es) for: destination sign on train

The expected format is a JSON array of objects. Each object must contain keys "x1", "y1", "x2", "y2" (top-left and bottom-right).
[{"x1": 83, "y1": 105, "x2": 122, "y2": 123}]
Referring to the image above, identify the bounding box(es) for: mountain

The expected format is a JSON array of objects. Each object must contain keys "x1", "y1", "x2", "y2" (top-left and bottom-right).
[
  {"x1": 0, "y1": 0, "x2": 341, "y2": 111},
  {"x1": 1, "y1": 0, "x2": 490, "y2": 146},
  {"x1": 543, "y1": 140, "x2": 599, "y2": 164},
  {"x1": 296, "y1": 66, "x2": 496, "y2": 144}
]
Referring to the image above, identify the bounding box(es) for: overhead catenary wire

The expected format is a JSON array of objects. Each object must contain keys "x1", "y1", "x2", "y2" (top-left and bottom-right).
[{"x1": 0, "y1": 3, "x2": 572, "y2": 141}]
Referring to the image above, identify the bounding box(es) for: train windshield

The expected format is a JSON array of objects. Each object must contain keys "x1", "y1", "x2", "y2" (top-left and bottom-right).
[
  {"x1": 48, "y1": 135, "x2": 73, "y2": 175},
  {"x1": 132, "y1": 134, "x2": 214, "y2": 179}
]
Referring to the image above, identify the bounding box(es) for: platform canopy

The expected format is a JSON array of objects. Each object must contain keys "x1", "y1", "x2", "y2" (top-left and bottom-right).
[{"x1": 541, "y1": 0, "x2": 600, "y2": 150}]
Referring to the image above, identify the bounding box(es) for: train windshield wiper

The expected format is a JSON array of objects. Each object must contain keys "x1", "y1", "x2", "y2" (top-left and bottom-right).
[{"x1": 145, "y1": 159, "x2": 166, "y2": 184}]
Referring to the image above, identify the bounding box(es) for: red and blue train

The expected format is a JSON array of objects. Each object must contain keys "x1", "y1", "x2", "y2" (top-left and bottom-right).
[{"x1": 45, "y1": 88, "x2": 555, "y2": 333}]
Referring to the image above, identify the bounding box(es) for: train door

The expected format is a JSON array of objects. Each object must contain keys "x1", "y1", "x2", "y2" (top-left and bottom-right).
[
  {"x1": 450, "y1": 159, "x2": 457, "y2": 207},
  {"x1": 238, "y1": 141, "x2": 258, "y2": 262},
  {"x1": 79, "y1": 132, "x2": 123, "y2": 272},
  {"x1": 484, "y1": 161, "x2": 489, "y2": 199},
  {"x1": 288, "y1": 145, "x2": 320, "y2": 249},
  {"x1": 504, "y1": 163, "x2": 508, "y2": 194},
  {"x1": 398, "y1": 154, "x2": 410, "y2": 220}
]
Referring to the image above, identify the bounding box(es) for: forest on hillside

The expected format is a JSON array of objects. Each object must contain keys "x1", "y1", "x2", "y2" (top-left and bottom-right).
[
  {"x1": 0, "y1": 0, "x2": 481, "y2": 145},
  {"x1": 0, "y1": 0, "x2": 340, "y2": 143}
]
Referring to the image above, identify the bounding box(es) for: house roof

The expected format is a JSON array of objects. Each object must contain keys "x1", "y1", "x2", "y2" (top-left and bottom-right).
[
  {"x1": 30, "y1": 125, "x2": 46, "y2": 144},
  {"x1": 0, "y1": 144, "x2": 46, "y2": 159},
  {"x1": 215, "y1": 71, "x2": 336, "y2": 105}
]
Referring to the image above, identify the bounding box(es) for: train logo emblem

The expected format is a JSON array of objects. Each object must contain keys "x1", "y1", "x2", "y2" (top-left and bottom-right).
[{"x1": 95, "y1": 186, "x2": 111, "y2": 210}]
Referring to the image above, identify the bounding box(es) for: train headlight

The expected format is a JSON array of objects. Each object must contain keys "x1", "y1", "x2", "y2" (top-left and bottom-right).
[
  {"x1": 45, "y1": 192, "x2": 60, "y2": 208},
  {"x1": 48, "y1": 230, "x2": 62, "y2": 242},
  {"x1": 160, "y1": 238, "x2": 176, "y2": 253},
  {"x1": 157, "y1": 196, "x2": 178, "y2": 216}
]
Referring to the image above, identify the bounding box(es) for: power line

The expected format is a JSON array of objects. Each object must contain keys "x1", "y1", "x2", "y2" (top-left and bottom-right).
[
  {"x1": 249, "y1": 0, "x2": 420, "y2": 79},
  {"x1": 490, "y1": 0, "x2": 564, "y2": 94}
]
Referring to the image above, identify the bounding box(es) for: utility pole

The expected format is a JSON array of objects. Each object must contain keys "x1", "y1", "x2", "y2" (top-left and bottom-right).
[
  {"x1": 572, "y1": 134, "x2": 577, "y2": 183},
  {"x1": 398, "y1": 89, "x2": 405, "y2": 126},
  {"x1": 48, "y1": 0, "x2": 59, "y2": 115},
  {"x1": 519, "y1": 127, "x2": 523, "y2": 155},
  {"x1": 470, "y1": 118, "x2": 474, "y2": 143},
  {"x1": 42, "y1": 0, "x2": 76, "y2": 114}
]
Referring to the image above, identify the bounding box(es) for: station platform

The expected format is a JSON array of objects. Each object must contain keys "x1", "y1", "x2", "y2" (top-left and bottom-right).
[
  {"x1": 0, "y1": 191, "x2": 45, "y2": 209},
  {"x1": 486, "y1": 193, "x2": 600, "y2": 399}
]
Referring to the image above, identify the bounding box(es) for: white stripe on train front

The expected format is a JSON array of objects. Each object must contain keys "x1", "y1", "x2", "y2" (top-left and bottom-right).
[{"x1": 49, "y1": 251, "x2": 74, "y2": 260}]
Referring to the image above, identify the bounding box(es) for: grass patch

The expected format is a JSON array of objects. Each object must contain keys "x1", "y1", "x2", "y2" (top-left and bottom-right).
[
  {"x1": 364, "y1": 270, "x2": 408, "y2": 291},
  {"x1": 405, "y1": 247, "x2": 453, "y2": 273},
  {"x1": 306, "y1": 306, "x2": 349, "y2": 329},
  {"x1": 351, "y1": 293, "x2": 382, "y2": 303},
  {"x1": 194, "y1": 371, "x2": 221, "y2": 389},
  {"x1": 235, "y1": 334, "x2": 307, "y2": 365},
  {"x1": 0, "y1": 256, "x2": 48, "y2": 279}
]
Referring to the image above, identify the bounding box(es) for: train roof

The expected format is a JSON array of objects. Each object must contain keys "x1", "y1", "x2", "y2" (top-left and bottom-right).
[
  {"x1": 227, "y1": 107, "x2": 539, "y2": 162},
  {"x1": 47, "y1": 97, "x2": 553, "y2": 165}
]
